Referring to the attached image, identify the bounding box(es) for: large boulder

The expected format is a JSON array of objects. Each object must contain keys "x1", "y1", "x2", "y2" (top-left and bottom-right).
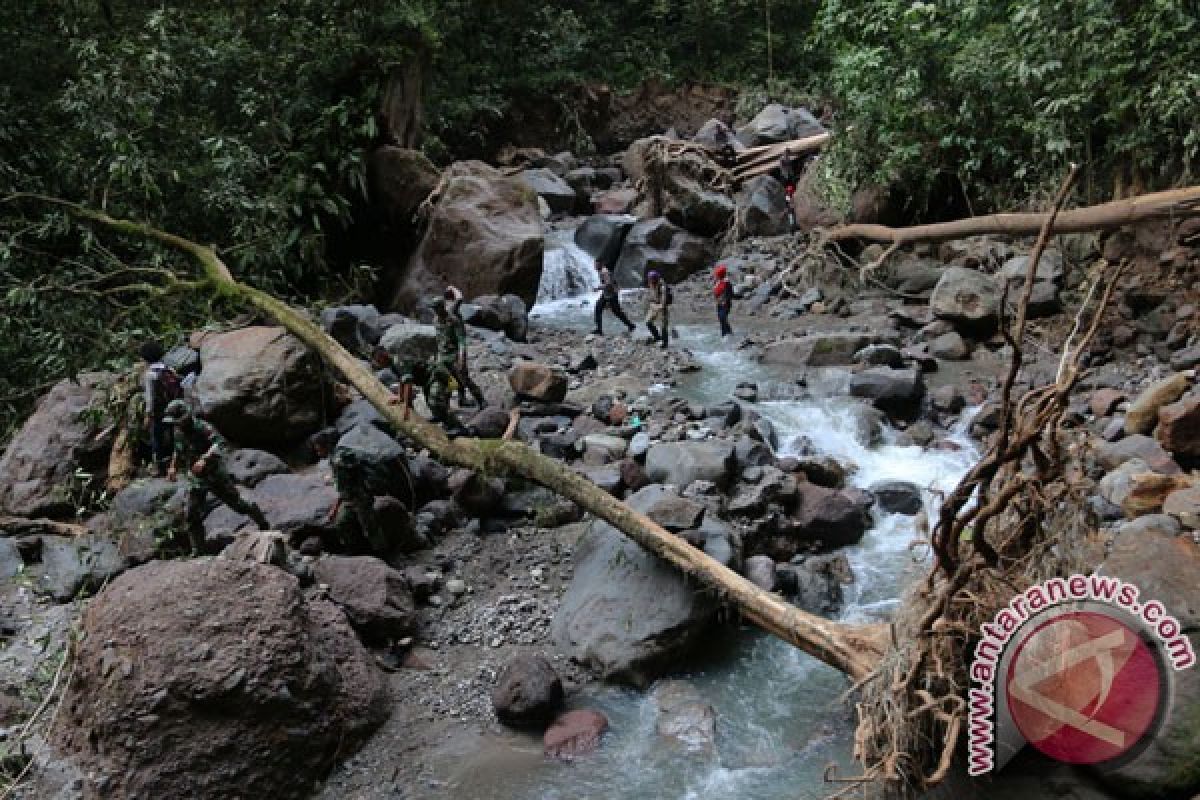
[
  {"x1": 313, "y1": 555, "x2": 415, "y2": 644},
  {"x1": 849, "y1": 367, "x2": 926, "y2": 421},
  {"x1": 762, "y1": 333, "x2": 890, "y2": 368},
  {"x1": 390, "y1": 161, "x2": 543, "y2": 311},
  {"x1": 692, "y1": 118, "x2": 739, "y2": 149},
  {"x1": 644, "y1": 441, "x2": 737, "y2": 491},
  {"x1": 660, "y1": 175, "x2": 735, "y2": 237},
  {"x1": 336, "y1": 423, "x2": 411, "y2": 500},
  {"x1": 653, "y1": 680, "x2": 717, "y2": 753},
  {"x1": 735, "y1": 174, "x2": 790, "y2": 237},
  {"x1": 736, "y1": 104, "x2": 825, "y2": 147},
  {"x1": 613, "y1": 217, "x2": 714, "y2": 287},
  {"x1": 379, "y1": 321, "x2": 438, "y2": 365},
  {"x1": 1157, "y1": 395, "x2": 1200, "y2": 458},
  {"x1": 518, "y1": 168, "x2": 577, "y2": 214},
  {"x1": 0, "y1": 373, "x2": 114, "y2": 518},
  {"x1": 194, "y1": 327, "x2": 328, "y2": 448},
  {"x1": 551, "y1": 485, "x2": 718, "y2": 686},
  {"x1": 51, "y1": 559, "x2": 387, "y2": 799},
  {"x1": 491, "y1": 654, "x2": 564, "y2": 728},
  {"x1": 225, "y1": 448, "x2": 289, "y2": 488},
  {"x1": 930, "y1": 267, "x2": 1002, "y2": 333},
  {"x1": 1100, "y1": 532, "x2": 1200, "y2": 797}
]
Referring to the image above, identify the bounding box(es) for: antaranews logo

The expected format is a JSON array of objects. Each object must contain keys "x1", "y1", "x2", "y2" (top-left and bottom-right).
[{"x1": 968, "y1": 573, "x2": 1196, "y2": 775}]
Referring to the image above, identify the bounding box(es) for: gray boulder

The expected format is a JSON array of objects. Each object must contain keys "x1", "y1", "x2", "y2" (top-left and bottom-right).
[
  {"x1": 849, "y1": 367, "x2": 926, "y2": 420},
  {"x1": 743, "y1": 555, "x2": 777, "y2": 592},
  {"x1": 336, "y1": 423, "x2": 411, "y2": 500},
  {"x1": 633, "y1": 484, "x2": 707, "y2": 531},
  {"x1": 1000, "y1": 250, "x2": 1064, "y2": 285},
  {"x1": 226, "y1": 449, "x2": 289, "y2": 488},
  {"x1": 1093, "y1": 434, "x2": 1181, "y2": 475},
  {"x1": 645, "y1": 441, "x2": 737, "y2": 491},
  {"x1": 519, "y1": 168, "x2": 577, "y2": 214},
  {"x1": 379, "y1": 322, "x2": 438, "y2": 365},
  {"x1": 614, "y1": 217, "x2": 714, "y2": 287},
  {"x1": 789, "y1": 482, "x2": 872, "y2": 550},
  {"x1": 552, "y1": 485, "x2": 718, "y2": 686},
  {"x1": 692, "y1": 118, "x2": 739, "y2": 149},
  {"x1": 780, "y1": 553, "x2": 853, "y2": 615},
  {"x1": 0, "y1": 373, "x2": 114, "y2": 518},
  {"x1": 763, "y1": 333, "x2": 892, "y2": 368},
  {"x1": 574, "y1": 215, "x2": 636, "y2": 269},
  {"x1": 870, "y1": 480, "x2": 923, "y2": 515},
  {"x1": 735, "y1": 174, "x2": 790, "y2": 237},
  {"x1": 491, "y1": 654, "x2": 565, "y2": 728},
  {"x1": 204, "y1": 470, "x2": 338, "y2": 548},
  {"x1": 736, "y1": 104, "x2": 825, "y2": 147},
  {"x1": 195, "y1": 327, "x2": 327, "y2": 447},
  {"x1": 930, "y1": 267, "x2": 1002, "y2": 333},
  {"x1": 461, "y1": 294, "x2": 529, "y2": 342},
  {"x1": 313, "y1": 555, "x2": 415, "y2": 644},
  {"x1": 33, "y1": 533, "x2": 124, "y2": 602}
]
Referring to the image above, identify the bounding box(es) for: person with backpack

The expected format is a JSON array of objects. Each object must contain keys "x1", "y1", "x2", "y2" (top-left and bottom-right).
[
  {"x1": 592, "y1": 259, "x2": 636, "y2": 336},
  {"x1": 162, "y1": 399, "x2": 270, "y2": 553},
  {"x1": 645, "y1": 270, "x2": 670, "y2": 349},
  {"x1": 327, "y1": 447, "x2": 389, "y2": 554},
  {"x1": 436, "y1": 289, "x2": 487, "y2": 409},
  {"x1": 713, "y1": 264, "x2": 734, "y2": 337},
  {"x1": 140, "y1": 340, "x2": 182, "y2": 477}
]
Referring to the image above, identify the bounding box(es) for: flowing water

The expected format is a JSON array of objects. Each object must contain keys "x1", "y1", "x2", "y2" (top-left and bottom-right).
[{"x1": 448, "y1": 242, "x2": 979, "y2": 799}]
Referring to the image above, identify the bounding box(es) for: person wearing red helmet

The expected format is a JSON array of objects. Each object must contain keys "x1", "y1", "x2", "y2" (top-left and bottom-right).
[{"x1": 713, "y1": 264, "x2": 734, "y2": 337}]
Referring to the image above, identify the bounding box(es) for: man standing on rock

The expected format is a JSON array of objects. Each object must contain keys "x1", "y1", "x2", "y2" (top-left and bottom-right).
[
  {"x1": 592, "y1": 259, "x2": 635, "y2": 336},
  {"x1": 392, "y1": 356, "x2": 471, "y2": 438},
  {"x1": 645, "y1": 270, "x2": 670, "y2": 349},
  {"x1": 438, "y1": 288, "x2": 487, "y2": 409},
  {"x1": 163, "y1": 399, "x2": 269, "y2": 553},
  {"x1": 140, "y1": 340, "x2": 180, "y2": 477}
]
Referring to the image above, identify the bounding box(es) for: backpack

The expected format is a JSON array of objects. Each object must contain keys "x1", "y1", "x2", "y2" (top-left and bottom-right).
[
  {"x1": 152, "y1": 364, "x2": 183, "y2": 407},
  {"x1": 664, "y1": 285, "x2": 674, "y2": 306}
]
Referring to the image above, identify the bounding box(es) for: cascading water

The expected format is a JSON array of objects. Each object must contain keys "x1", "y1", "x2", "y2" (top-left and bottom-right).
[
  {"x1": 535, "y1": 228, "x2": 602, "y2": 310},
  {"x1": 444, "y1": 319, "x2": 980, "y2": 800}
]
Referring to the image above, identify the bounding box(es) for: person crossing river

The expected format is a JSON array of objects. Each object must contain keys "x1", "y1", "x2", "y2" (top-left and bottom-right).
[{"x1": 592, "y1": 258, "x2": 635, "y2": 336}]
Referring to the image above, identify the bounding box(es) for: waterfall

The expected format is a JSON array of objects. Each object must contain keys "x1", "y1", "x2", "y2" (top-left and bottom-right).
[{"x1": 535, "y1": 229, "x2": 600, "y2": 307}]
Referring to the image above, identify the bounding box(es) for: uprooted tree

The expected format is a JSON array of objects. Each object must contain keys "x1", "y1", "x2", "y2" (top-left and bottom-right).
[{"x1": 6, "y1": 181, "x2": 1162, "y2": 792}]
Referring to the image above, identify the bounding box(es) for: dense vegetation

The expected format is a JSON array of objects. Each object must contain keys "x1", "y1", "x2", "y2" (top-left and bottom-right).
[{"x1": 2, "y1": 0, "x2": 1197, "y2": 438}]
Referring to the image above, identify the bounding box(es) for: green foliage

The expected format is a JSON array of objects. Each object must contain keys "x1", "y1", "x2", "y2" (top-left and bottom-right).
[{"x1": 813, "y1": 0, "x2": 1199, "y2": 211}]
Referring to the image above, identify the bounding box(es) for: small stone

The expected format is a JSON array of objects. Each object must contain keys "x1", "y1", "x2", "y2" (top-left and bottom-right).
[{"x1": 445, "y1": 579, "x2": 466, "y2": 596}]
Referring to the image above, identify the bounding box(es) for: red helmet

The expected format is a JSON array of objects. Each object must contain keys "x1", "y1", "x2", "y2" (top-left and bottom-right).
[{"x1": 714, "y1": 264, "x2": 727, "y2": 279}]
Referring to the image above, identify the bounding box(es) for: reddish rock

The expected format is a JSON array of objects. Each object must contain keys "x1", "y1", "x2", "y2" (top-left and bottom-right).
[
  {"x1": 1125, "y1": 373, "x2": 1190, "y2": 435},
  {"x1": 593, "y1": 188, "x2": 638, "y2": 214},
  {"x1": 1089, "y1": 388, "x2": 1126, "y2": 418},
  {"x1": 543, "y1": 709, "x2": 609, "y2": 760},
  {"x1": 1157, "y1": 396, "x2": 1200, "y2": 459}
]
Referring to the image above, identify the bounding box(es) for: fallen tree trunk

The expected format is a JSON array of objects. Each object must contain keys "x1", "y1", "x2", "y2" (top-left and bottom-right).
[
  {"x1": 19, "y1": 195, "x2": 889, "y2": 682},
  {"x1": 827, "y1": 185, "x2": 1200, "y2": 244},
  {"x1": 733, "y1": 133, "x2": 831, "y2": 183},
  {"x1": 0, "y1": 516, "x2": 88, "y2": 537}
]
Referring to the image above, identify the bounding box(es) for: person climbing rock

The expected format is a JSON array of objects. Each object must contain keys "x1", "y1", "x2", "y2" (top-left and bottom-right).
[
  {"x1": 713, "y1": 263, "x2": 734, "y2": 337},
  {"x1": 369, "y1": 345, "x2": 401, "y2": 390},
  {"x1": 592, "y1": 259, "x2": 635, "y2": 336},
  {"x1": 163, "y1": 399, "x2": 269, "y2": 553},
  {"x1": 140, "y1": 340, "x2": 181, "y2": 477},
  {"x1": 777, "y1": 147, "x2": 800, "y2": 232},
  {"x1": 392, "y1": 356, "x2": 472, "y2": 438},
  {"x1": 438, "y1": 288, "x2": 487, "y2": 409},
  {"x1": 327, "y1": 447, "x2": 388, "y2": 554},
  {"x1": 645, "y1": 270, "x2": 670, "y2": 349}
]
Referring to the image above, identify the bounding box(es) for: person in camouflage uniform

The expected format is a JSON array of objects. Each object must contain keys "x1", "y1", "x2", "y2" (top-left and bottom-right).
[
  {"x1": 392, "y1": 357, "x2": 468, "y2": 435},
  {"x1": 327, "y1": 447, "x2": 387, "y2": 554},
  {"x1": 163, "y1": 399, "x2": 269, "y2": 553},
  {"x1": 440, "y1": 287, "x2": 487, "y2": 409}
]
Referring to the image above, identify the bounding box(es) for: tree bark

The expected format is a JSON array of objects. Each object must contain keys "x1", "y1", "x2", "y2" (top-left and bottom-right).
[
  {"x1": 827, "y1": 185, "x2": 1200, "y2": 245},
  {"x1": 23, "y1": 196, "x2": 889, "y2": 682},
  {"x1": 733, "y1": 133, "x2": 831, "y2": 183},
  {"x1": 0, "y1": 516, "x2": 88, "y2": 537}
]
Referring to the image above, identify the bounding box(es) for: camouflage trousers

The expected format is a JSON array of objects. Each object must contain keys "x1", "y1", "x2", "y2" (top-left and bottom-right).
[
  {"x1": 424, "y1": 366, "x2": 463, "y2": 429},
  {"x1": 334, "y1": 488, "x2": 388, "y2": 554},
  {"x1": 185, "y1": 465, "x2": 268, "y2": 552}
]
